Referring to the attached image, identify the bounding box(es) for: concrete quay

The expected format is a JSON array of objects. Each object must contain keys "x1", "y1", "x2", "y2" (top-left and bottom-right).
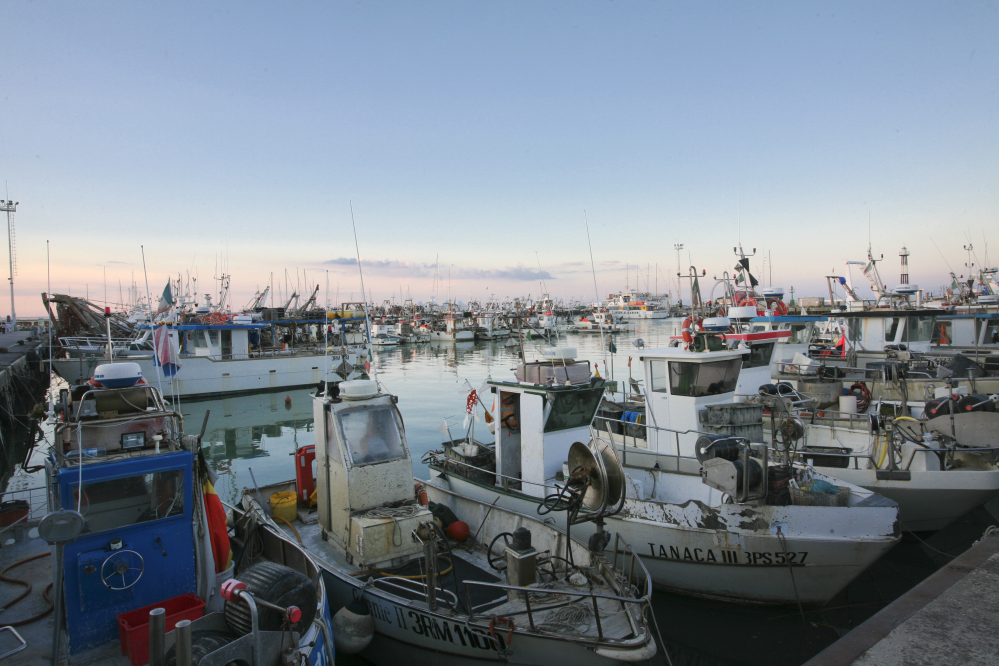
[{"x1": 804, "y1": 529, "x2": 999, "y2": 666}]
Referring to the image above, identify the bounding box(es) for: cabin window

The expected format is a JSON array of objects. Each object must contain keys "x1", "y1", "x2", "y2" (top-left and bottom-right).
[
  {"x1": 906, "y1": 316, "x2": 935, "y2": 342},
  {"x1": 544, "y1": 387, "x2": 604, "y2": 432},
  {"x1": 339, "y1": 407, "x2": 406, "y2": 465},
  {"x1": 788, "y1": 324, "x2": 811, "y2": 344},
  {"x1": 191, "y1": 332, "x2": 209, "y2": 349},
  {"x1": 847, "y1": 319, "x2": 862, "y2": 342},
  {"x1": 979, "y1": 319, "x2": 999, "y2": 344},
  {"x1": 648, "y1": 360, "x2": 669, "y2": 393},
  {"x1": 668, "y1": 359, "x2": 741, "y2": 397},
  {"x1": 886, "y1": 318, "x2": 900, "y2": 343},
  {"x1": 70, "y1": 470, "x2": 185, "y2": 533},
  {"x1": 742, "y1": 343, "x2": 775, "y2": 369}
]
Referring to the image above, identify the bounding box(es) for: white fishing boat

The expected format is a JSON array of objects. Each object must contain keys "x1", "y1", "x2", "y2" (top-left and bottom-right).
[
  {"x1": 51, "y1": 319, "x2": 368, "y2": 399},
  {"x1": 239, "y1": 379, "x2": 659, "y2": 665},
  {"x1": 473, "y1": 313, "x2": 511, "y2": 340},
  {"x1": 426, "y1": 342, "x2": 900, "y2": 606},
  {"x1": 1, "y1": 359, "x2": 332, "y2": 665},
  {"x1": 429, "y1": 315, "x2": 476, "y2": 342}
]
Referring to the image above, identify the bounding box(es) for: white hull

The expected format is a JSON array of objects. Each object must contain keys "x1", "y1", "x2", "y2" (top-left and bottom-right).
[
  {"x1": 430, "y1": 330, "x2": 475, "y2": 342},
  {"x1": 796, "y1": 422, "x2": 999, "y2": 531},
  {"x1": 52, "y1": 350, "x2": 365, "y2": 398},
  {"x1": 811, "y1": 465, "x2": 999, "y2": 531},
  {"x1": 435, "y1": 473, "x2": 899, "y2": 606}
]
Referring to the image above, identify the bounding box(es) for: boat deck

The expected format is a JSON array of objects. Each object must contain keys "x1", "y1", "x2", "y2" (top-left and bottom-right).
[
  {"x1": 0, "y1": 533, "x2": 131, "y2": 665},
  {"x1": 253, "y1": 480, "x2": 643, "y2": 644}
]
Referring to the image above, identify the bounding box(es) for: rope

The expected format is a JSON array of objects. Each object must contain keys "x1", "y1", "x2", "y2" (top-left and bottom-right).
[
  {"x1": 536, "y1": 601, "x2": 592, "y2": 634},
  {"x1": 358, "y1": 504, "x2": 423, "y2": 547},
  {"x1": 776, "y1": 527, "x2": 806, "y2": 625}
]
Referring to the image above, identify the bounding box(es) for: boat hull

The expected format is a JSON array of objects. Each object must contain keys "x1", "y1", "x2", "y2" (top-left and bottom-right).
[
  {"x1": 52, "y1": 350, "x2": 364, "y2": 398},
  {"x1": 812, "y1": 466, "x2": 999, "y2": 531},
  {"x1": 436, "y1": 474, "x2": 899, "y2": 606}
]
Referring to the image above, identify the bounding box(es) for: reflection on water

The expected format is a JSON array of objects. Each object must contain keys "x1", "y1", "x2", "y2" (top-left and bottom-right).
[{"x1": 173, "y1": 320, "x2": 995, "y2": 666}]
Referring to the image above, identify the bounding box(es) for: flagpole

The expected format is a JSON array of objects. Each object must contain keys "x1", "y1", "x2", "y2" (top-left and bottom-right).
[{"x1": 141, "y1": 246, "x2": 166, "y2": 401}]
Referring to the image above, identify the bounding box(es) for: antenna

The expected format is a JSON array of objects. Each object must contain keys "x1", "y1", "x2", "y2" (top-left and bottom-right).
[{"x1": 349, "y1": 201, "x2": 377, "y2": 384}]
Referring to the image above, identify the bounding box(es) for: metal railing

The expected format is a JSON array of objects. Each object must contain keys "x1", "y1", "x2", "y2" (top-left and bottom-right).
[{"x1": 458, "y1": 535, "x2": 652, "y2": 646}]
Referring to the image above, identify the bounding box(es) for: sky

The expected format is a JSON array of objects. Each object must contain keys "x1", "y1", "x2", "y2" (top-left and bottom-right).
[{"x1": 1, "y1": 1, "x2": 997, "y2": 317}]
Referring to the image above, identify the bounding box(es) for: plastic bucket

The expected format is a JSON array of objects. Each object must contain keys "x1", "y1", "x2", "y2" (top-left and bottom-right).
[{"x1": 839, "y1": 395, "x2": 858, "y2": 414}]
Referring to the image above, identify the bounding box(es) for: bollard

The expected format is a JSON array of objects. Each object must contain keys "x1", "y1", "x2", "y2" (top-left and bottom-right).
[
  {"x1": 148, "y1": 607, "x2": 166, "y2": 666},
  {"x1": 175, "y1": 619, "x2": 193, "y2": 666}
]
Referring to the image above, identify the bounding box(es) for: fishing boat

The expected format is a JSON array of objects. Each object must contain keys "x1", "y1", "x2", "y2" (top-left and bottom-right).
[
  {"x1": 429, "y1": 315, "x2": 476, "y2": 342},
  {"x1": 425, "y1": 341, "x2": 901, "y2": 606},
  {"x1": 0, "y1": 357, "x2": 333, "y2": 665},
  {"x1": 50, "y1": 318, "x2": 369, "y2": 399},
  {"x1": 240, "y1": 379, "x2": 659, "y2": 665}
]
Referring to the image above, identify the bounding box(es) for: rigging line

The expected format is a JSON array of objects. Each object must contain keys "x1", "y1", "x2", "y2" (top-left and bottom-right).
[
  {"x1": 349, "y1": 201, "x2": 377, "y2": 385},
  {"x1": 583, "y1": 212, "x2": 608, "y2": 375},
  {"x1": 928, "y1": 237, "x2": 956, "y2": 273}
]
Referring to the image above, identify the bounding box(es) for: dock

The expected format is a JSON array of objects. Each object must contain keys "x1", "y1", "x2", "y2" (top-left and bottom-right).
[{"x1": 804, "y1": 528, "x2": 999, "y2": 666}]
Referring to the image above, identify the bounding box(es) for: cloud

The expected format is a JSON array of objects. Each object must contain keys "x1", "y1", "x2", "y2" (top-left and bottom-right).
[{"x1": 321, "y1": 257, "x2": 555, "y2": 280}]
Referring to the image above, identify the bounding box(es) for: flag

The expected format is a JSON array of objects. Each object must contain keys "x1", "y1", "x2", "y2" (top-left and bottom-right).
[
  {"x1": 153, "y1": 325, "x2": 181, "y2": 377},
  {"x1": 156, "y1": 281, "x2": 173, "y2": 315},
  {"x1": 691, "y1": 277, "x2": 702, "y2": 306},
  {"x1": 525, "y1": 330, "x2": 532, "y2": 341},
  {"x1": 363, "y1": 346, "x2": 372, "y2": 374}
]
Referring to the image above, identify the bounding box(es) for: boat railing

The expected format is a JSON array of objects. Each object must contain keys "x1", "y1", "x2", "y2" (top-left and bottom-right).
[
  {"x1": 460, "y1": 536, "x2": 651, "y2": 646},
  {"x1": 368, "y1": 575, "x2": 460, "y2": 608},
  {"x1": 59, "y1": 335, "x2": 139, "y2": 348},
  {"x1": 0, "y1": 484, "x2": 49, "y2": 540}
]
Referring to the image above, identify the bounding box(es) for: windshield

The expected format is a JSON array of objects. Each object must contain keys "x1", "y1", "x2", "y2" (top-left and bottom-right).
[
  {"x1": 544, "y1": 387, "x2": 604, "y2": 432},
  {"x1": 72, "y1": 470, "x2": 185, "y2": 534},
  {"x1": 339, "y1": 407, "x2": 406, "y2": 465},
  {"x1": 668, "y1": 359, "x2": 741, "y2": 397}
]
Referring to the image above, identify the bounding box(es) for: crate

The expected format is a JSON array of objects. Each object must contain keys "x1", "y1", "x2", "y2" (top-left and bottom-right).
[
  {"x1": 117, "y1": 593, "x2": 205, "y2": 666},
  {"x1": 790, "y1": 485, "x2": 849, "y2": 507},
  {"x1": 443, "y1": 439, "x2": 496, "y2": 486}
]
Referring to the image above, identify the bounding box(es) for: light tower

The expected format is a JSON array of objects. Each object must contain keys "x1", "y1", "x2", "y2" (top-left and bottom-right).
[
  {"x1": 0, "y1": 198, "x2": 17, "y2": 327},
  {"x1": 899, "y1": 246, "x2": 909, "y2": 286}
]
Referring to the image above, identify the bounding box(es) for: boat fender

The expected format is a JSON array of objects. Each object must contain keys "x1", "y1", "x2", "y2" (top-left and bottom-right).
[
  {"x1": 332, "y1": 597, "x2": 375, "y2": 654},
  {"x1": 446, "y1": 520, "x2": 470, "y2": 542}
]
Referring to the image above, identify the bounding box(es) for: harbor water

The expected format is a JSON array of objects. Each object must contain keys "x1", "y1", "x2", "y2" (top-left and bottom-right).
[{"x1": 8, "y1": 318, "x2": 997, "y2": 665}]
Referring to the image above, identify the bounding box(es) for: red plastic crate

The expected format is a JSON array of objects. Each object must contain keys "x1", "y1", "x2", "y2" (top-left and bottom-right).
[{"x1": 117, "y1": 593, "x2": 205, "y2": 666}]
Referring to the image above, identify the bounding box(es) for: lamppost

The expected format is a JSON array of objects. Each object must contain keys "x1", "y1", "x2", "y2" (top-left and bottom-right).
[{"x1": 0, "y1": 199, "x2": 17, "y2": 327}]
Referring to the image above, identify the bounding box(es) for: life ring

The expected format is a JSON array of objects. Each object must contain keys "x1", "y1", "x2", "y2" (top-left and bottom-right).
[
  {"x1": 208, "y1": 312, "x2": 231, "y2": 325},
  {"x1": 681, "y1": 315, "x2": 703, "y2": 344},
  {"x1": 774, "y1": 301, "x2": 788, "y2": 316}
]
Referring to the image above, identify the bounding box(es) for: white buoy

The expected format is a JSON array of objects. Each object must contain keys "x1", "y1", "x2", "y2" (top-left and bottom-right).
[{"x1": 331, "y1": 598, "x2": 374, "y2": 654}]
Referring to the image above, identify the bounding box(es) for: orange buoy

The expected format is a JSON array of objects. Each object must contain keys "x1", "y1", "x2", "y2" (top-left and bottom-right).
[
  {"x1": 284, "y1": 395, "x2": 292, "y2": 404},
  {"x1": 446, "y1": 520, "x2": 470, "y2": 542}
]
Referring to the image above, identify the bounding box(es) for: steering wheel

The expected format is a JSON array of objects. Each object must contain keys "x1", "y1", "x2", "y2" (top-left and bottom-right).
[
  {"x1": 101, "y1": 550, "x2": 145, "y2": 590},
  {"x1": 487, "y1": 532, "x2": 514, "y2": 571}
]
